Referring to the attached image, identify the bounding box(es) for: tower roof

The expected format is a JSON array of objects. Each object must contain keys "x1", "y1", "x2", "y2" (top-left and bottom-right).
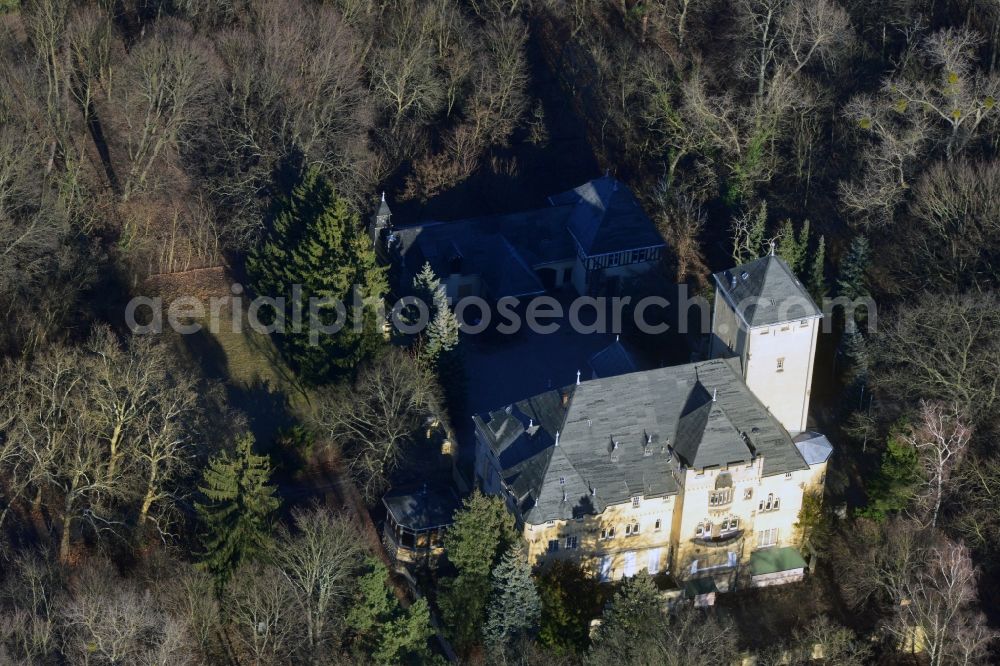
[
  {"x1": 377, "y1": 191, "x2": 391, "y2": 217},
  {"x1": 713, "y1": 255, "x2": 822, "y2": 328}
]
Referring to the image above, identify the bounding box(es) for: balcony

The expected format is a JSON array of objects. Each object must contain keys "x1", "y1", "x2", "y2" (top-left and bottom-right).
[{"x1": 691, "y1": 529, "x2": 744, "y2": 548}]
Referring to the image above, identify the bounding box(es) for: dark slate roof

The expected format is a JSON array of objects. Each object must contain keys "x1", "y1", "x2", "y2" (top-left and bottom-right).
[
  {"x1": 713, "y1": 255, "x2": 822, "y2": 328},
  {"x1": 793, "y1": 431, "x2": 834, "y2": 465},
  {"x1": 393, "y1": 177, "x2": 665, "y2": 296},
  {"x1": 383, "y1": 486, "x2": 462, "y2": 531},
  {"x1": 588, "y1": 338, "x2": 638, "y2": 378},
  {"x1": 474, "y1": 358, "x2": 808, "y2": 524},
  {"x1": 393, "y1": 207, "x2": 570, "y2": 298},
  {"x1": 674, "y1": 382, "x2": 753, "y2": 469},
  {"x1": 550, "y1": 176, "x2": 665, "y2": 257}
]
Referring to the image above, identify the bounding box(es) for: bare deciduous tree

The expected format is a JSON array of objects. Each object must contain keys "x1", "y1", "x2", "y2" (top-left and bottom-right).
[
  {"x1": 271, "y1": 506, "x2": 365, "y2": 658},
  {"x1": 115, "y1": 18, "x2": 220, "y2": 200},
  {"x1": 370, "y1": 4, "x2": 445, "y2": 129},
  {"x1": 60, "y1": 559, "x2": 197, "y2": 665},
  {"x1": 315, "y1": 349, "x2": 440, "y2": 501},
  {"x1": 222, "y1": 563, "x2": 302, "y2": 666},
  {"x1": 839, "y1": 92, "x2": 930, "y2": 226},
  {"x1": 885, "y1": 539, "x2": 994, "y2": 666},
  {"x1": 890, "y1": 28, "x2": 1000, "y2": 160},
  {"x1": 902, "y1": 401, "x2": 971, "y2": 528},
  {"x1": 873, "y1": 294, "x2": 1000, "y2": 426}
]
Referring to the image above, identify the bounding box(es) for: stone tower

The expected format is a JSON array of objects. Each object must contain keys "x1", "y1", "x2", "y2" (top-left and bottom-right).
[{"x1": 709, "y1": 254, "x2": 822, "y2": 435}]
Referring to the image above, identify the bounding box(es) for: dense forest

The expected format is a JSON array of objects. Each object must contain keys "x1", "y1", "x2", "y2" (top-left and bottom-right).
[{"x1": 1, "y1": 0, "x2": 1000, "y2": 664}]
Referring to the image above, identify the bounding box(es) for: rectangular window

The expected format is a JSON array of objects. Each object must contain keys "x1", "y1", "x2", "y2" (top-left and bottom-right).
[
  {"x1": 565, "y1": 536, "x2": 578, "y2": 549},
  {"x1": 695, "y1": 523, "x2": 704, "y2": 536},
  {"x1": 757, "y1": 528, "x2": 778, "y2": 548},
  {"x1": 800, "y1": 319, "x2": 809, "y2": 327},
  {"x1": 547, "y1": 539, "x2": 560, "y2": 553},
  {"x1": 654, "y1": 519, "x2": 662, "y2": 531},
  {"x1": 785, "y1": 472, "x2": 793, "y2": 479},
  {"x1": 600, "y1": 527, "x2": 616, "y2": 540},
  {"x1": 632, "y1": 496, "x2": 641, "y2": 508},
  {"x1": 776, "y1": 357, "x2": 785, "y2": 372},
  {"x1": 744, "y1": 488, "x2": 753, "y2": 500}
]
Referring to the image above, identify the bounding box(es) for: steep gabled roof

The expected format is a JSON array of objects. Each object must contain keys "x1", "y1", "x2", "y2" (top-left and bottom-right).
[
  {"x1": 713, "y1": 255, "x2": 822, "y2": 328},
  {"x1": 549, "y1": 175, "x2": 665, "y2": 257},
  {"x1": 588, "y1": 338, "x2": 638, "y2": 378},
  {"x1": 475, "y1": 358, "x2": 809, "y2": 525},
  {"x1": 674, "y1": 381, "x2": 753, "y2": 469}
]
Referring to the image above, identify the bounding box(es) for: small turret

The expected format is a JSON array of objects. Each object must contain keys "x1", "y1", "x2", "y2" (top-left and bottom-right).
[{"x1": 370, "y1": 191, "x2": 392, "y2": 246}]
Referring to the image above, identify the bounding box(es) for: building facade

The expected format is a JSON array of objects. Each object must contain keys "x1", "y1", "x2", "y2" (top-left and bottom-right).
[{"x1": 473, "y1": 254, "x2": 831, "y2": 590}]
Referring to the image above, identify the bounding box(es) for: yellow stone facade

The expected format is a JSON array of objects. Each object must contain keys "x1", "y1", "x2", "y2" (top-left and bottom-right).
[{"x1": 521, "y1": 456, "x2": 827, "y2": 584}]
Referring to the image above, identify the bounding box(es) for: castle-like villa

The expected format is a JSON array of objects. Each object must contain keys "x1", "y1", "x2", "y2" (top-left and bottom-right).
[
  {"x1": 377, "y1": 178, "x2": 831, "y2": 595},
  {"x1": 471, "y1": 243, "x2": 830, "y2": 594}
]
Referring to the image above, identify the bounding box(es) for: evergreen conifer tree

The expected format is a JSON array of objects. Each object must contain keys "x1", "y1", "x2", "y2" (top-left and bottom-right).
[
  {"x1": 777, "y1": 218, "x2": 810, "y2": 277},
  {"x1": 861, "y1": 426, "x2": 922, "y2": 521},
  {"x1": 809, "y1": 234, "x2": 826, "y2": 302},
  {"x1": 347, "y1": 558, "x2": 433, "y2": 665},
  {"x1": 247, "y1": 166, "x2": 387, "y2": 384},
  {"x1": 484, "y1": 548, "x2": 541, "y2": 654},
  {"x1": 411, "y1": 261, "x2": 463, "y2": 411},
  {"x1": 836, "y1": 235, "x2": 871, "y2": 301},
  {"x1": 412, "y1": 262, "x2": 442, "y2": 314},
  {"x1": 444, "y1": 490, "x2": 518, "y2": 578},
  {"x1": 195, "y1": 434, "x2": 280, "y2": 588},
  {"x1": 439, "y1": 490, "x2": 518, "y2": 653}
]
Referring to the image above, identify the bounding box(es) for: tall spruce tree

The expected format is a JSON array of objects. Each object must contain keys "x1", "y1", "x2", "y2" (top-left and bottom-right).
[
  {"x1": 247, "y1": 166, "x2": 387, "y2": 384},
  {"x1": 837, "y1": 236, "x2": 870, "y2": 299},
  {"x1": 439, "y1": 490, "x2": 519, "y2": 653},
  {"x1": 777, "y1": 218, "x2": 810, "y2": 277},
  {"x1": 484, "y1": 547, "x2": 541, "y2": 655},
  {"x1": 809, "y1": 235, "x2": 826, "y2": 302},
  {"x1": 411, "y1": 262, "x2": 463, "y2": 413},
  {"x1": 861, "y1": 425, "x2": 921, "y2": 521},
  {"x1": 444, "y1": 490, "x2": 518, "y2": 578},
  {"x1": 347, "y1": 558, "x2": 434, "y2": 665},
  {"x1": 195, "y1": 434, "x2": 280, "y2": 588}
]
